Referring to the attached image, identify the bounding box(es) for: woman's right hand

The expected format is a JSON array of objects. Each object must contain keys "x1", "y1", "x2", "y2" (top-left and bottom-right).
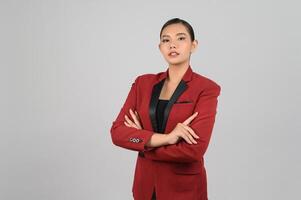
[{"x1": 166, "y1": 112, "x2": 199, "y2": 145}]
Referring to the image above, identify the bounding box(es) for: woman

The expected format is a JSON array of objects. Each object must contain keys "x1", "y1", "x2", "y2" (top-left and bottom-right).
[{"x1": 110, "y1": 18, "x2": 221, "y2": 200}]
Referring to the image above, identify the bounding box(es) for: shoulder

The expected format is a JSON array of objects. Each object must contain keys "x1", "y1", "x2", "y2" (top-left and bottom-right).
[
  {"x1": 131, "y1": 69, "x2": 221, "y2": 94},
  {"x1": 133, "y1": 71, "x2": 162, "y2": 83},
  {"x1": 192, "y1": 72, "x2": 221, "y2": 95},
  {"x1": 127, "y1": 73, "x2": 158, "y2": 91},
  {"x1": 140, "y1": 71, "x2": 162, "y2": 80}
]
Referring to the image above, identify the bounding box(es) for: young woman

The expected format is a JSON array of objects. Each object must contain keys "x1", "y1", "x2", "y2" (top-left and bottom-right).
[{"x1": 110, "y1": 18, "x2": 221, "y2": 200}]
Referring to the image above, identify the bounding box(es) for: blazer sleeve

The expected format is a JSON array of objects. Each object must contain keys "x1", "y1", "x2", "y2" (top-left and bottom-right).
[
  {"x1": 110, "y1": 75, "x2": 154, "y2": 152},
  {"x1": 144, "y1": 81, "x2": 221, "y2": 163}
]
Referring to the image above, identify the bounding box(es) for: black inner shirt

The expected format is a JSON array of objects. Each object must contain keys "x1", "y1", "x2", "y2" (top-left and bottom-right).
[
  {"x1": 155, "y1": 99, "x2": 169, "y2": 133},
  {"x1": 152, "y1": 98, "x2": 170, "y2": 199}
]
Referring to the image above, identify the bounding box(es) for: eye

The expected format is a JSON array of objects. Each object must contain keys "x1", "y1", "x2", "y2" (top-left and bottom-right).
[
  {"x1": 162, "y1": 39, "x2": 169, "y2": 43},
  {"x1": 179, "y1": 37, "x2": 186, "y2": 40}
]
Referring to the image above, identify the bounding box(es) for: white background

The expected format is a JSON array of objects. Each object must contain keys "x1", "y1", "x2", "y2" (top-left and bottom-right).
[{"x1": 1, "y1": 0, "x2": 300, "y2": 199}]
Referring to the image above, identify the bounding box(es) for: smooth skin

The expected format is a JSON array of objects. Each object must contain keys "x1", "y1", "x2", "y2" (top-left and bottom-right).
[{"x1": 124, "y1": 23, "x2": 199, "y2": 148}]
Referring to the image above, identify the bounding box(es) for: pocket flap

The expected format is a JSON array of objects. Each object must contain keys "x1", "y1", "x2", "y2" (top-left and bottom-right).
[{"x1": 172, "y1": 162, "x2": 201, "y2": 175}]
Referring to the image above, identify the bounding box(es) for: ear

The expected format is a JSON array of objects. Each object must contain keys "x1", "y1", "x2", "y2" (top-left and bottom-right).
[{"x1": 191, "y1": 39, "x2": 198, "y2": 53}]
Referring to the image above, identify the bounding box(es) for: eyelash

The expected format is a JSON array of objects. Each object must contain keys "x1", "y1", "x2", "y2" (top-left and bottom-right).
[{"x1": 162, "y1": 37, "x2": 186, "y2": 43}]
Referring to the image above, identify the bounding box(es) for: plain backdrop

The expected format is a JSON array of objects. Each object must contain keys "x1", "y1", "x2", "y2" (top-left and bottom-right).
[{"x1": 1, "y1": 0, "x2": 300, "y2": 199}]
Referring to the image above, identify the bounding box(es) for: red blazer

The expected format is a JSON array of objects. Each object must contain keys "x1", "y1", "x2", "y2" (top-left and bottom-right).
[{"x1": 110, "y1": 65, "x2": 221, "y2": 200}]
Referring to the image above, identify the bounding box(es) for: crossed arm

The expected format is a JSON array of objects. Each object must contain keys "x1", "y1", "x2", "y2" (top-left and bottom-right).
[
  {"x1": 110, "y1": 76, "x2": 221, "y2": 163},
  {"x1": 123, "y1": 108, "x2": 170, "y2": 148}
]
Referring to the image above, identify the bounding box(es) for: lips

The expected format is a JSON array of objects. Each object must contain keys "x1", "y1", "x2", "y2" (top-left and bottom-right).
[{"x1": 168, "y1": 51, "x2": 180, "y2": 56}]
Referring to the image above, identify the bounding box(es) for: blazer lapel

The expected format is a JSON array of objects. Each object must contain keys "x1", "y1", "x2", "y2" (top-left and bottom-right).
[
  {"x1": 149, "y1": 78, "x2": 165, "y2": 133},
  {"x1": 149, "y1": 79, "x2": 187, "y2": 133},
  {"x1": 149, "y1": 65, "x2": 193, "y2": 133},
  {"x1": 161, "y1": 80, "x2": 187, "y2": 133}
]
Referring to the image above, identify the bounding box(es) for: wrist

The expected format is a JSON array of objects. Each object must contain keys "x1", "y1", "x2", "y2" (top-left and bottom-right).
[{"x1": 164, "y1": 133, "x2": 171, "y2": 145}]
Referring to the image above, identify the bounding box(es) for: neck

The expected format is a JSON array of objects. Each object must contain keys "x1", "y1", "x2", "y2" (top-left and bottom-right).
[{"x1": 167, "y1": 61, "x2": 190, "y2": 83}]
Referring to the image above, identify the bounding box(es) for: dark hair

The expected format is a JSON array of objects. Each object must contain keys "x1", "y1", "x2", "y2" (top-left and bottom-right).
[{"x1": 160, "y1": 18, "x2": 195, "y2": 41}]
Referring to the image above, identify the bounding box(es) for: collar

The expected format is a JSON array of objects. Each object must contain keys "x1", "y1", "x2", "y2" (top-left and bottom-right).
[{"x1": 156, "y1": 64, "x2": 193, "y2": 83}]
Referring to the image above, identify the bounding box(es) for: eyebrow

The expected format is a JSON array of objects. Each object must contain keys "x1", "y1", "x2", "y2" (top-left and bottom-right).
[{"x1": 161, "y1": 32, "x2": 187, "y2": 38}]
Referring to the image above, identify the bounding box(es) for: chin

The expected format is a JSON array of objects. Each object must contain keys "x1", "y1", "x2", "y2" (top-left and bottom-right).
[
  {"x1": 166, "y1": 61, "x2": 183, "y2": 66},
  {"x1": 166, "y1": 59, "x2": 186, "y2": 65}
]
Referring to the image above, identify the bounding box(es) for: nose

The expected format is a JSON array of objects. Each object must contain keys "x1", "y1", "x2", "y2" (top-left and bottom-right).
[{"x1": 169, "y1": 42, "x2": 176, "y2": 49}]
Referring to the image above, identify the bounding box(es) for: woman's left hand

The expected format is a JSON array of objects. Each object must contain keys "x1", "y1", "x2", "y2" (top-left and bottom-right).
[{"x1": 124, "y1": 108, "x2": 143, "y2": 129}]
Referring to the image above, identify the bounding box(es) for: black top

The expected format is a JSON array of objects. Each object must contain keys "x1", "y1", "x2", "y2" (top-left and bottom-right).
[
  {"x1": 152, "y1": 98, "x2": 169, "y2": 199},
  {"x1": 155, "y1": 99, "x2": 169, "y2": 133}
]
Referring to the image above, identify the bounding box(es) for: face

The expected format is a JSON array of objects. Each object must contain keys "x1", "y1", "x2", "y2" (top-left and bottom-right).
[{"x1": 159, "y1": 23, "x2": 198, "y2": 66}]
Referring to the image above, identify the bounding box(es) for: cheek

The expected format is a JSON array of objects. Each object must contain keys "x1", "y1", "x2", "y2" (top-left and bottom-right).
[
  {"x1": 182, "y1": 45, "x2": 192, "y2": 53},
  {"x1": 161, "y1": 48, "x2": 170, "y2": 55}
]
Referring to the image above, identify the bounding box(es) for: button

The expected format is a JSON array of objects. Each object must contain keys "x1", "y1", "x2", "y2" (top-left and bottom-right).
[{"x1": 129, "y1": 137, "x2": 143, "y2": 143}]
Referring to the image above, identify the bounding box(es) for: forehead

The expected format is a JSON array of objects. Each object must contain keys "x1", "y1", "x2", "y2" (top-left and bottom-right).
[{"x1": 161, "y1": 23, "x2": 189, "y2": 37}]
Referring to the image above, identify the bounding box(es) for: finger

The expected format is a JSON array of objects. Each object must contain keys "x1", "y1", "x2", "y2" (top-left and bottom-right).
[
  {"x1": 124, "y1": 115, "x2": 135, "y2": 127},
  {"x1": 185, "y1": 131, "x2": 198, "y2": 144},
  {"x1": 180, "y1": 132, "x2": 193, "y2": 144},
  {"x1": 182, "y1": 125, "x2": 199, "y2": 139},
  {"x1": 125, "y1": 114, "x2": 140, "y2": 129},
  {"x1": 177, "y1": 126, "x2": 194, "y2": 144},
  {"x1": 125, "y1": 116, "x2": 139, "y2": 129},
  {"x1": 186, "y1": 112, "x2": 198, "y2": 124},
  {"x1": 181, "y1": 127, "x2": 197, "y2": 144},
  {"x1": 132, "y1": 124, "x2": 139, "y2": 129},
  {"x1": 124, "y1": 121, "x2": 137, "y2": 129},
  {"x1": 135, "y1": 110, "x2": 140, "y2": 120},
  {"x1": 183, "y1": 112, "x2": 198, "y2": 125},
  {"x1": 133, "y1": 110, "x2": 143, "y2": 129},
  {"x1": 129, "y1": 109, "x2": 142, "y2": 128},
  {"x1": 129, "y1": 109, "x2": 138, "y2": 122},
  {"x1": 124, "y1": 121, "x2": 130, "y2": 127}
]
